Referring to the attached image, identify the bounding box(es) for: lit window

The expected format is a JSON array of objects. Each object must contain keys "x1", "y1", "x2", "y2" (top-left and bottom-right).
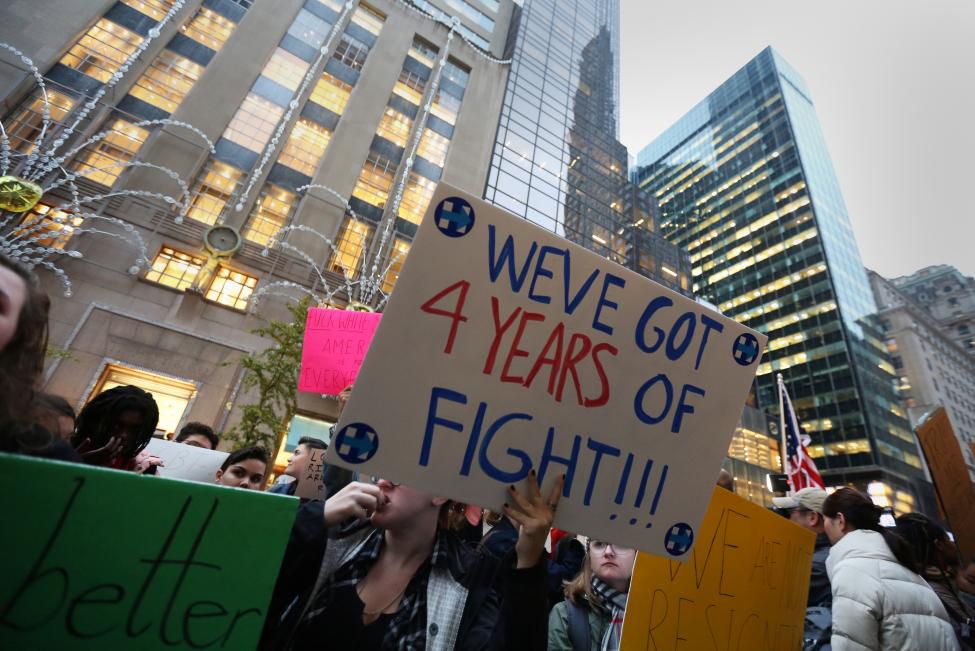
[
  {"x1": 3, "y1": 89, "x2": 76, "y2": 154},
  {"x1": 186, "y1": 160, "x2": 244, "y2": 225},
  {"x1": 180, "y1": 7, "x2": 236, "y2": 50},
  {"x1": 205, "y1": 266, "x2": 258, "y2": 310},
  {"x1": 351, "y1": 5, "x2": 385, "y2": 35},
  {"x1": 287, "y1": 8, "x2": 331, "y2": 48},
  {"x1": 222, "y1": 93, "x2": 285, "y2": 152},
  {"x1": 243, "y1": 185, "x2": 296, "y2": 246},
  {"x1": 119, "y1": 0, "x2": 176, "y2": 21},
  {"x1": 382, "y1": 238, "x2": 410, "y2": 294},
  {"x1": 58, "y1": 19, "x2": 143, "y2": 83},
  {"x1": 352, "y1": 153, "x2": 396, "y2": 209},
  {"x1": 431, "y1": 89, "x2": 462, "y2": 125},
  {"x1": 309, "y1": 73, "x2": 352, "y2": 114},
  {"x1": 329, "y1": 218, "x2": 372, "y2": 277},
  {"x1": 261, "y1": 48, "x2": 311, "y2": 91},
  {"x1": 408, "y1": 39, "x2": 438, "y2": 68},
  {"x1": 375, "y1": 107, "x2": 413, "y2": 147},
  {"x1": 416, "y1": 128, "x2": 449, "y2": 166},
  {"x1": 443, "y1": 60, "x2": 470, "y2": 89},
  {"x1": 393, "y1": 70, "x2": 425, "y2": 106},
  {"x1": 71, "y1": 118, "x2": 149, "y2": 186},
  {"x1": 399, "y1": 173, "x2": 436, "y2": 224},
  {"x1": 145, "y1": 246, "x2": 206, "y2": 290},
  {"x1": 90, "y1": 363, "x2": 196, "y2": 437},
  {"x1": 129, "y1": 49, "x2": 204, "y2": 113},
  {"x1": 278, "y1": 118, "x2": 331, "y2": 175},
  {"x1": 333, "y1": 34, "x2": 370, "y2": 71},
  {"x1": 14, "y1": 203, "x2": 84, "y2": 249}
]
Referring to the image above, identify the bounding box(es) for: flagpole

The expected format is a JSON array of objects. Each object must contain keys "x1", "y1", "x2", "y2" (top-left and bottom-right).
[{"x1": 776, "y1": 373, "x2": 789, "y2": 489}]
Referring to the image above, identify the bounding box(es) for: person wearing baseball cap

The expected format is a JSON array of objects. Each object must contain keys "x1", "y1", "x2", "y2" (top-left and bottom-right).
[{"x1": 773, "y1": 487, "x2": 832, "y2": 608}]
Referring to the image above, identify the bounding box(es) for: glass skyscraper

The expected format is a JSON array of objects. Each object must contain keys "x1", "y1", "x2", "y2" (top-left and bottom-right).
[
  {"x1": 485, "y1": 0, "x2": 690, "y2": 295},
  {"x1": 635, "y1": 47, "x2": 930, "y2": 512}
]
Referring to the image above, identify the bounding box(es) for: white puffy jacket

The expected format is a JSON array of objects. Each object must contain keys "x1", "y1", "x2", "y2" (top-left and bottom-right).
[{"x1": 827, "y1": 529, "x2": 959, "y2": 650}]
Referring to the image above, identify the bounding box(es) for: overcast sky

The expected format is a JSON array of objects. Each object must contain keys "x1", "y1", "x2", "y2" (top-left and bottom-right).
[{"x1": 618, "y1": 0, "x2": 975, "y2": 280}]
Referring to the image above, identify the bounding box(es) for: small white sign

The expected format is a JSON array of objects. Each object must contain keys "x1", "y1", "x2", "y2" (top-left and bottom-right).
[
  {"x1": 145, "y1": 438, "x2": 228, "y2": 484},
  {"x1": 330, "y1": 184, "x2": 766, "y2": 558}
]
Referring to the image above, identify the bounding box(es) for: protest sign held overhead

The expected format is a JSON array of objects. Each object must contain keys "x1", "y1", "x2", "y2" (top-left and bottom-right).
[
  {"x1": 330, "y1": 184, "x2": 767, "y2": 557},
  {"x1": 299, "y1": 309, "x2": 382, "y2": 395},
  {"x1": 620, "y1": 487, "x2": 815, "y2": 649},
  {"x1": 915, "y1": 407, "x2": 975, "y2": 562},
  {"x1": 145, "y1": 437, "x2": 228, "y2": 483},
  {"x1": 0, "y1": 453, "x2": 296, "y2": 650}
]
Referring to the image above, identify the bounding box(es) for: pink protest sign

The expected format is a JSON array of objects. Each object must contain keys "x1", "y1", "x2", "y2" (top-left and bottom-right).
[{"x1": 298, "y1": 308, "x2": 382, "y2": 395}]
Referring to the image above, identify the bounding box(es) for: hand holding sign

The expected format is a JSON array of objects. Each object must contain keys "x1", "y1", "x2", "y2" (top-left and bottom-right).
[{"x1": 329, "y1": 185, "x2": 767, "y2": 558}]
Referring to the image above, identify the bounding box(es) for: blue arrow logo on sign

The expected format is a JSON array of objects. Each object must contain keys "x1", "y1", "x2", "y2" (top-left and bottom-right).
[{"x1": 434, "y1": 197, "x2": 475, "y2": 238}]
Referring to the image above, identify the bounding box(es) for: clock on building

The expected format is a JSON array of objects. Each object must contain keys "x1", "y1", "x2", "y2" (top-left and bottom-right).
[{"x1": 203, "y1": 225, "x2": 242, "y2": 257}]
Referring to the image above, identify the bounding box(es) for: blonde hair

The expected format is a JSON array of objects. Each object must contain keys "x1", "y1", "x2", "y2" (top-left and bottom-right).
[{"x1": 564, "y1": 553, "x2": 597, "y2": 605}]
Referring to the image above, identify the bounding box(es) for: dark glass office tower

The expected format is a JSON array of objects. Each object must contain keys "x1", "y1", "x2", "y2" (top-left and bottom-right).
[
  {"x1": 634, "y1": 47, "x2": 931, "y2": 513},
  {"x1": 485, "y1": 0, "x2": 690, "y2": 295}
]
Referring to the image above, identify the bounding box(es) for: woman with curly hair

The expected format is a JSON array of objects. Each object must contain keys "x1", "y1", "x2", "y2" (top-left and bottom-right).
[{"x1": 71, "y1": 385, "x2": 162, "y2": 472}]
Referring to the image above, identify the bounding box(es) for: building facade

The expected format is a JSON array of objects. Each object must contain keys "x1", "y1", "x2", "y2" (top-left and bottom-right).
[
  {"x1": 0, "y1": 0, "x2": 517, "y2": 465},
  {"x1": 634, "y1": 47, "x2": 929, "y2": 513},
  {"x1": 891, "y1": 265, "x2": 975, "y2": 358},
  {"x1": 870, "y1": 270, "x2": 975, "y2": 480},
  {"x1": 483, "y1": 0, "x2": 691, "y2": 295}
]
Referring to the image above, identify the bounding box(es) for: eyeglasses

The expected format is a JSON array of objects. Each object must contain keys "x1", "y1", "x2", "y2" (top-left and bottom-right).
[
  {"x1": 589, "y1": 540, "x2": 632, "y2": 554},
  {"x1": 369, "y1": 476, "x2": 399, "y2": 488}
]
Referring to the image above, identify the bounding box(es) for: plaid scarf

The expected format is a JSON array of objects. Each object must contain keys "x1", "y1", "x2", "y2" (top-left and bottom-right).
[
  {"x1": 589, "y1": 576, "x2": 628, "y2": 651},
  {"x1": 305, "y1": 528, "x2": 450, "y2": 650}
]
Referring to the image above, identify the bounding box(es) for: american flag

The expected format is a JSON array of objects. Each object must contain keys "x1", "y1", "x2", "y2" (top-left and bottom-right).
[{"x1": 778, "y1": 376, "x2": 825, "y2": 491}]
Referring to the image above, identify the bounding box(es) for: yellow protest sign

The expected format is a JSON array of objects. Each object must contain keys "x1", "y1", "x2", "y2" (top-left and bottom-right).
[{"x1": 621, "y1": 487, "x2": 815, "y2": 650}]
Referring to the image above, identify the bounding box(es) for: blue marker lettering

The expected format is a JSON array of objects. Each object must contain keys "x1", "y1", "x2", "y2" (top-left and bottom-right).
[
  {"x1": 592, "y1": 273, "x2": 625, "y2": 336},
  {"x1": 537, "y1": 427, "x2": 581, "y2": 498},
  {"x1": 635, "y1": 296, "x2": 673, "y2": 353},
  {"x1": 478, "y1": 412, "x2": 533, "y2": 483},
  {"x1": 614, "y1": 452, "x2": 635, "y2": 505},
  {"x1": 694, "y1": 315, "x2": 724, "y2": 370},
  {"x1": 650, "y1": 464, "x2": 669, "y2": 515},
  {"x1": 527, "y1": 245, "x2": 561, "y2": 305},
  {"x1": 634, "y1": 374, "x2": 674, "y2": 425},
  {"x1": 421, "y1": 387, "x2": 467, "y2": 466},
  {"x1": 584, "y1": 437, "x2": 621, "y2": 506},
  {"x1": 666, "y1": 312, "x2": 696, "y2": 361},
  {"x1": 564, "y1": 258, "x2": 600, "y2": 316},
  {"x1": 460, "y1": 401, "x2": 488, "y2": 476},
  {"x1": 487, "y1": 225, "x2": 538, "y2": 292},
  {"x1": 672, "y1": 384, "x2": 706, "y2": 434}
]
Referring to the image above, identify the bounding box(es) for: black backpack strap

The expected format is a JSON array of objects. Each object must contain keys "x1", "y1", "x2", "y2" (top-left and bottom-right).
[{"x1": 566, "y1": 600, "x2": 591, "y2": 651}]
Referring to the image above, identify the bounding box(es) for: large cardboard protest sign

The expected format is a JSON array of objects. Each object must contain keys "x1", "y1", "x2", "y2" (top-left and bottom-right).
[
  {"x1": 916, "y1": 408, "x2": 975, "y2": 562},
  {"x1": 621, "y1": 488, "x2": 815, "y2": 650},
  {"x1": 330, "y1": 184, "x2": 767, "y2": 557},
  {"x1": 146, "y1": 437, "x2": 228, "y2": 483},
  {"x1": 299, "y1": 308, "x2": 382, "y2": 395},
  {"x1": 0, "y1": 454, "x2": 295, "y2": 650}
]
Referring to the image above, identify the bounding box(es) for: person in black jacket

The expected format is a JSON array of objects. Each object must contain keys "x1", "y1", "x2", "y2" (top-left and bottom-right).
[
  {"x1": 262, "y1": 471, "x2": 560, "y2": 650},
  {"x1": 773, "y1": 487, "x2": 832, "y2": 607}
]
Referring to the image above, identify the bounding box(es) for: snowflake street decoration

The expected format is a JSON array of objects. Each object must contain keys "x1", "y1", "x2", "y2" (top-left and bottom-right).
[
  {"x1": 0, "y1": 0, "x2": 212, "y2": 295},
  {"x1": 0, "y1": 0, "x2": 509, "y2": 309}
]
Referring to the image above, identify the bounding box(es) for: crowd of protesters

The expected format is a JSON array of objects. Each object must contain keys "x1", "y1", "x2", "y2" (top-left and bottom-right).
[{"x1": 4, "y1": 249, "x2": 975, "y2": 650}]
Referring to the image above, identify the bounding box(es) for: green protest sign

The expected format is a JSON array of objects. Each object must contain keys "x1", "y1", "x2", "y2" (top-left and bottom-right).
[{"x1": 0, "y1": 454, "x2": 297, "y2": 650}]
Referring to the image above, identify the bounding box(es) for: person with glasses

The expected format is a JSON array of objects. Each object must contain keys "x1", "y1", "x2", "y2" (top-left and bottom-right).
[
  {"x1": 263, "y1": 471, "x2": 562, "y2": 650},
  {"x1": 547, "y1": 538, "x2": 635, "y2": 650},
  {"x1": 772, "y1": 487, "x2": 832, "y2": 608}
]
